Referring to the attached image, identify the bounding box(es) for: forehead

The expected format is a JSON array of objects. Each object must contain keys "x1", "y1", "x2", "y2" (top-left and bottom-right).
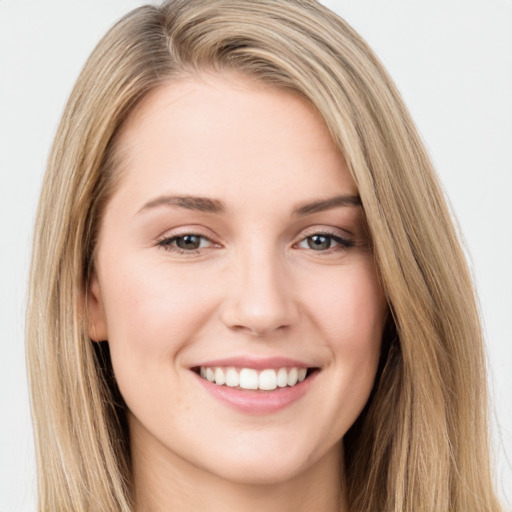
[{"x1": 110, "y1": 74, "x2": 357, "y2": 213}]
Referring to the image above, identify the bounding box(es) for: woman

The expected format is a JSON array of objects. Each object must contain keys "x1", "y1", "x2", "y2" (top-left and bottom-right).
[{"x1": 26, "y1": 0, "x2": 501, "y2": 510}]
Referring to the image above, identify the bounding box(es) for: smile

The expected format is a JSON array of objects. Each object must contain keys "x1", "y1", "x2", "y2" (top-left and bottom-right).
[
  {"x1": 197, "y1": 366, "x2": 311, "y2": 391},
  {"x1": 191, "y1": 357, "x2": 320, "y2": 413}
]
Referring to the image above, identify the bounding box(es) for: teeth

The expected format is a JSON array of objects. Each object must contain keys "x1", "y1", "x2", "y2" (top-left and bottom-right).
[
  {"x1": 198, "y1": 366, "x2": 311, "y2": 390},
  {"x1": 239, "y1": 368, "x2": 258, "y2": 389},
  {"x1": 287, "y1": 367, "x2": 298, "y2": 386},
  {"x1": 259, "y1": 369, "x2": 277, "y2": 390},
  {"x1": 225, "y1": 367, "x2": 239, "y2": 387},
  {"x1": 214, "y1": 367, "x2": 226, "y2": 386},
  {"x1": 277, "y1": 368, "x2": 288, "y2": 387}
]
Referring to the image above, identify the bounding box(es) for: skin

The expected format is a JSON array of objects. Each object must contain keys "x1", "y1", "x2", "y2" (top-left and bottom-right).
[{"x1": 88, "y1": 74, "x2": 388, "y2": 512}]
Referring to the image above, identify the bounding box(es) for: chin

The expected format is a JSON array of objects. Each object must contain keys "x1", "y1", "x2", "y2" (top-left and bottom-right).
[
  {"x1": 196, "y1": 437, "x2": 338, "y2": 486},
  {"x1": 203, "y1": 457, "x2": 309, "y2": 486}
]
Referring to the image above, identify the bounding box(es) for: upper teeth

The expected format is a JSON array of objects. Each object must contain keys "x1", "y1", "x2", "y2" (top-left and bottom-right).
[{"x1": 199, "y1": 366, "x2": 308, "y2": 390}]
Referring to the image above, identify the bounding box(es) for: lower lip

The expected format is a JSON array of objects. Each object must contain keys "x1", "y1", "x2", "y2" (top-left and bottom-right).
[{"x1": 193, "y1": 370, "x2": 318, "y2": 414}]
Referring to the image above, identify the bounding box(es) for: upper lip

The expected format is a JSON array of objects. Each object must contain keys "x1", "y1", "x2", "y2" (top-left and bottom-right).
[{"x1": 191, "y1": 356, "x2": 317, "y2": 370}]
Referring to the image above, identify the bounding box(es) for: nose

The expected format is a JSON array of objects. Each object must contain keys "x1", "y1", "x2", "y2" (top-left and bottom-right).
[{"x1": 219, "y1": 246, "x2": 299, "y2": 337}]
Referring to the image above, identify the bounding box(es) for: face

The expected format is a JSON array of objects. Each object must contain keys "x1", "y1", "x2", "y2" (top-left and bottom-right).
[{"x1": 88, "y1": 74, "x2": 388, "y2": 485}]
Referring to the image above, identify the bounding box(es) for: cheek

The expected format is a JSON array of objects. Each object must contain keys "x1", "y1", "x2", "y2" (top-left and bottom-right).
[
  {"x1": 100, "y1": 258, "x2": 224, "y2": 422},
  {"x1": 307, "y1": 259, "x2": 387, "y2": 350},
  {"x1": 304, "y1": 260, "x2": 387, "y2": 423},
  {"x1": 100, "y1": 257, "x2": 220, "y2": 374}
]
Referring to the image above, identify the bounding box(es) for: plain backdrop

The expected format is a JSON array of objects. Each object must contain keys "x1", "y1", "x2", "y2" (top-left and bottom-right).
[{"x1": 1, "y1": 1, "x2": 511, "y2": 510}]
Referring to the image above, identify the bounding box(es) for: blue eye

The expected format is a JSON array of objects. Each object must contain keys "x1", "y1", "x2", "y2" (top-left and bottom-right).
[{"x1": 298, "y1": 233, "x2": 354, "y2": 251}]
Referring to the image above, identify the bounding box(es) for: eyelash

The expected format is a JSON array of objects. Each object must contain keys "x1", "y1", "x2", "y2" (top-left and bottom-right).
[
  {"x1": 296, "y1": 231, "x2": 355, "y2": 252},
  {"x1": 156, "y1": 233, "x2": 215, "y2": 255},
  {"x1": 156, "y1": 230, "x2": 355, "y2": 256}
]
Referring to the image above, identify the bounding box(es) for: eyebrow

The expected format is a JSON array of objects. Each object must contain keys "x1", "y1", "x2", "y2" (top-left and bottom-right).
[
  {"x1": 292, "y1": 194, "x2": 361, "y2": 215},
  {"x1": 137, "y1": 195, "x2": 226, "y2": 214},
  {"x1": 137, "y1": 193, "x2": 361, "y2": 216}
]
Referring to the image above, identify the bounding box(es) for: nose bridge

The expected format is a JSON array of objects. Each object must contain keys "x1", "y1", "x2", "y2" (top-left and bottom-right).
[{"x1": 221, "y1": 239, "x2": 298, "y2": 336}]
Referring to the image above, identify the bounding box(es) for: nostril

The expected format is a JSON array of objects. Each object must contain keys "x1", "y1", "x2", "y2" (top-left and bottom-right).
[{"x1": 229, "y1": 322, "x2": 291, "y2": 337}]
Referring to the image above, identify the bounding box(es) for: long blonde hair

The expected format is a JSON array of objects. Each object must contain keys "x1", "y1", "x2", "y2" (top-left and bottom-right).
[{"x1": 26, "y1": 0, "x2": 501, "y2": 510}]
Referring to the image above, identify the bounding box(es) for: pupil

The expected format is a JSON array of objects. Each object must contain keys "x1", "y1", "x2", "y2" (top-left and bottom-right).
[
  {"x1": 177, "y1": 235, "x2": 200, "y2": 250},
  {"x1": 308, "y1": 235, "x2": 331, "y2": 250}
]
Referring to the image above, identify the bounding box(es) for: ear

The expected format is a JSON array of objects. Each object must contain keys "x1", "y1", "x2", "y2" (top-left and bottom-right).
[{"x1": 87, "y1": 273, "x2": 108, "y2": 342}]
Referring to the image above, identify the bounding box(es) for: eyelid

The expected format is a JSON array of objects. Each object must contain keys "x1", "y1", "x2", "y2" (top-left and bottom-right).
[
  {"x1": 298, "y1": 225, "x2": 354, "y2": 239},
  {"x1": 154, "y1": 225, "x2": 359, "y2": 256},
  {"x1": 158, "y1": 233, "x2": 213, "y2": 246},
  {"x1": 155, "y1": 224, "x2": 217, "y2": 242},
  {"x1": 294, "y1": 227, "x2": 356, "y2": 252},
  {"x1": 155, "y1": 228, "x2": 221, "y2": 255}
]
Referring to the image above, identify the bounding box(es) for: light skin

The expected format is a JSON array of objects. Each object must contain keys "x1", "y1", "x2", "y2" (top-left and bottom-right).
[{"x1": 88, "y1": 74, "x2": 388, "y2": 512}]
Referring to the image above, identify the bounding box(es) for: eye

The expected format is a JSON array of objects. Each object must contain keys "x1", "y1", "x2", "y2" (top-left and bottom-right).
[
  {"x1": 297, "y1": 232, "x2": 354, "y2": 252},
  {"x1": 157, "y1": 234, "x2": 215, "y2": 253}
]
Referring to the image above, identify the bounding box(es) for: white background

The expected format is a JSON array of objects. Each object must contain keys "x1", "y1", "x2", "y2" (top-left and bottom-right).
[{"x1": 1, "y1": 1, "x2": 511, "y2": 510}]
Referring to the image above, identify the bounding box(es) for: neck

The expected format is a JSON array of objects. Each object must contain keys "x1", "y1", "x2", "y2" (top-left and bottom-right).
[{"x1": 130, "y1": 422, "x2": 347, "y2": 512}]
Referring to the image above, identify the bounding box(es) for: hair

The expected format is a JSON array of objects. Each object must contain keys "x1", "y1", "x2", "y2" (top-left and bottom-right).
[{"x1": 26, "y1": 0, "x2": 501, "y2": 510}]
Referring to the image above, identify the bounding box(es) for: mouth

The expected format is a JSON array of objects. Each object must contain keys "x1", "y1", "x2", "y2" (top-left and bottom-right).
[
  {"x1": 191, "y1": 366, "x2": 320, "y2": 392},
  {"x1": 190, "y1": 358, "x2": 321, "y2": 414}
]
